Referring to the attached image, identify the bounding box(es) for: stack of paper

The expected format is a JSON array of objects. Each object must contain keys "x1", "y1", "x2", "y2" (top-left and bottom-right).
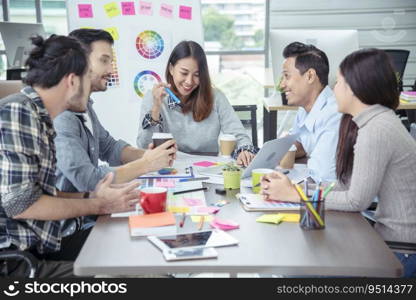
[
  {"x1": 237, "y1": 193, "x2": 300, "y2": 211},
  {"x1": 400, "y1": 91, "x2": 416, "y2": 103}
]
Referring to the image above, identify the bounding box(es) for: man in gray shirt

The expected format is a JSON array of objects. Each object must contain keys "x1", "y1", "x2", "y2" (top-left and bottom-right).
[{"x1": 54, "y1": 29, "x2": 176, "y2": 197}]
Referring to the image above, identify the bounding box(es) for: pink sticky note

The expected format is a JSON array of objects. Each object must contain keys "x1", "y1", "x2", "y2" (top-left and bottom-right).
[
  {"x1": 179, "y1": 5, "x2": 192, "y2": 20},
  {"x1": 121, "y1": 2, "x2": 135, "y2": 15},
  {"x1": 197, "y1": 206, "x2": 220, "y2": 214},
  {"x1": 193, "y1": 161, "x2": 216, "y2": 167},
  {"x1": 184, "y1": 198, "x2": 204, "y2": 207},
  {"x1": 210, "y1": 218, "x2": 239, "y2": 231},
  {"x1": 160, "y1": 3, "x2": 173, "y2": 18},
  {"x1": 154, "y1": 179, "x2": 175, "y2": 188},
  {"x1": 78, "y1": 4, "x2": 93, "y2": 18},
  {"x1": 139, "y1": 1, "x2": 153, "y2": 15}
]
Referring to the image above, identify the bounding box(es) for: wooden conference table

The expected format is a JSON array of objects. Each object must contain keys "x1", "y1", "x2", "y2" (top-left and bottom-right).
[{"x1": 74, "y1": 183, "x2": 403, "y2": 277}]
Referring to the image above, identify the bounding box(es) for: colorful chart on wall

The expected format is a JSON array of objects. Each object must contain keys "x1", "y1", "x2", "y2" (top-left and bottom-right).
[
  {"x1": 134, "y1": 70, "x2": 162, "y2": 98},
  {"x1": 136, "y1": 30, "x2": 164, "y2": 59},
  {"x1": 107, "y1": 49, "x2": 120, "y2": 88}
]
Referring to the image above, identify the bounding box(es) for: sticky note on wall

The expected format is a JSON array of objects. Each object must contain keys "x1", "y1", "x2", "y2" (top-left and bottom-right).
[
  {"x1": 179, "y1": 5, "x2": 192, "y2": 20},
  {"x1": 78, "y1": 4, "x2": 93, "y2": 18},
  {"x1": 104, "y1": 2, "x2": 121, "y2": 18},
  {"x1": 160, "y1": 3, "x2": 173, "y2": 18},
  {"x1": 104, "y1": 27, "x2": 119, "y2": 41},
  {"x1": 139, "y1": 1, "x2": 153, "y2": 16},
  {"x1": 121, "y1": 2, "x2": 135, "y2": 15}
]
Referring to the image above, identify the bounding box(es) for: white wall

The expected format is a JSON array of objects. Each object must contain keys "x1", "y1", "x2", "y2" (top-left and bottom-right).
[{"x1": 269, "y1": 0, "x2": 416, "y2": 86}]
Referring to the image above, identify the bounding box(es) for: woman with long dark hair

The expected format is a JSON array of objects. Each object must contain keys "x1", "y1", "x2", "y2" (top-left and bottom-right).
[
  {"x1": 260, "y1": 48, "x2": 416, "y2": 277},
  {"x1": 137, "y1": 41, "x2": 256, "y2": 165}
]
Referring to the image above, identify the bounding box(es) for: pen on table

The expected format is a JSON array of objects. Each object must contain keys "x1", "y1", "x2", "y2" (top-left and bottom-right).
[
  {"x1": 179, "y1": 213, "x2": 186, "y2": 228},
  {"x1": 179, "y1": 177, "x2": 210, "y2": 182},
  {"x1": 173, "y1": 187, "x2": 208, "y2": 195},
  {"x1": 198, "y1": 215, "x2": 205, "y2": 230}
]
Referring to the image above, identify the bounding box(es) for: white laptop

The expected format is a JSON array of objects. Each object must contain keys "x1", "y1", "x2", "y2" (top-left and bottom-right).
[{"x1": 241, "y1": 134, "x2": 298, "y2": 178}]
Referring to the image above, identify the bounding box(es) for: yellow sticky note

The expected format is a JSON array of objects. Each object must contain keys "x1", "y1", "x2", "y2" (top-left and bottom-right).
[
  {"x1": 104, "y1": 27, "x2": 119, "y2": 41},
  {"x1": 191, "y1": 216, "x2": 213, "y2": 223},
  {"x1": 104, "y1": 2, "x2": 121, "y2": 18},
  {"x1": 81, "y1": 26, "x2": 94, "y2": 29},
  {"x1": 280, "y1": 213, "x2": 300, "y2": 223},
  {"x1": 256, "y1": 214, "x2": 284, "y2": 224},
  {"x1": 168, "y1": 206, "x2": 190, "y2": 213}
]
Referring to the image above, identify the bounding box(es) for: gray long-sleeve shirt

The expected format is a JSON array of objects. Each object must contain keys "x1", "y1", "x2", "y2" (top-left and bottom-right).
[
  {"x1": 136, "y1": 89, "x2": 253, "y2": 154},
  {"x1": 53, "y1": 99, "x2": 129, "y2": 192},
  {"x1": 326, "y1": 104, "x2": 416, "y2": 244}
]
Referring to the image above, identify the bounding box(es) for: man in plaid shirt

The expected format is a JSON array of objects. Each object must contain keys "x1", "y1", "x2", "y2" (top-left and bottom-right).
[{"x1": 0, "y1": 35, "x2": 140, "y2": 277}]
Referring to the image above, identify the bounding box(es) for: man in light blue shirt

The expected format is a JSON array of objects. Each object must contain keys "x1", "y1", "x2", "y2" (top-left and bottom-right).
[{"x1": 280, "y1": 42, "x2": 341, "y2": 181}]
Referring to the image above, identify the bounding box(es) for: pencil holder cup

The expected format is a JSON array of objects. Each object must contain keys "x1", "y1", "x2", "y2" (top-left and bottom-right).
[{"x1": 299, "y1": 199, "x2": 325, "y2": 230}]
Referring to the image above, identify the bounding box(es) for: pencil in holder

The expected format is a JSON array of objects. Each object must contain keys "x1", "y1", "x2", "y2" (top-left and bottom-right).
[{"x1": 299, "y1": 199, "x2": 325, "y2": 230}]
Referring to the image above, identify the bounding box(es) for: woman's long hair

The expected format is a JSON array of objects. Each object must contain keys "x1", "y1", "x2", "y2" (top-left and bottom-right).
[
  {"x1": 336, "y1": 48, "x2": 399, "y2": 184},
  {"x1": 165, "y1": 41, "x2": 213, "y2": 122}
]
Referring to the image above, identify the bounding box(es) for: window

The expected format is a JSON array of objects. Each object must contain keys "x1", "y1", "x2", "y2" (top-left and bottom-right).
[
  {"x1": 41, "y1": 0, "x2": 68, "y2": 35},
  {"x1": 202, "y1": 0, "x2": 265, "y2": 51},
  {"x1": 202, "y1": 0, "x2": 267, "y2": 144},
  {"x1": 9, "y1": 0, "x2": 37, "y2": 23}
]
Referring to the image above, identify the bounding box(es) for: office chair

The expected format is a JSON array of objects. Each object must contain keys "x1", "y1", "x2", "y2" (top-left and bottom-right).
[
  {"x1": 384, "y1": 50, "x2": 411, "y2": 127},
  {"x1": 232, "y1": 105, "x2": 258, "y2": 148},
  {"x1": 362, "y1": 211, "x2": 416, "y2": 253},
  {"x1": 384, "y1": 49, "x2": 410, "y2": 92},
  {"x1": 0, "y1": 250, "x2": 38, "y2": 278}
]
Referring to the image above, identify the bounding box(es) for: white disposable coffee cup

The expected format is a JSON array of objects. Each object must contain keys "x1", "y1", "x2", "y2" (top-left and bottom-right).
[{"x1": 219, "y1": 134, "x2": 237, "y2": 157}]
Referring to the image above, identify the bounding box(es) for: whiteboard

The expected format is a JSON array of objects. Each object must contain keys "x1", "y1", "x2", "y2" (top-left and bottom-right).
[{"x1": 66, "y1": 0, "x2": 203, "y2": 145}]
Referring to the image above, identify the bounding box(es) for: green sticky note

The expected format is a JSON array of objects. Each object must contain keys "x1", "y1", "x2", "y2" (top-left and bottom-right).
[
  {"x1": 104, "y1": 2, "x2": 121, "y2": 18},
  {"x1": 256, "y1": 214, "x2": 284, "y2": 224}
]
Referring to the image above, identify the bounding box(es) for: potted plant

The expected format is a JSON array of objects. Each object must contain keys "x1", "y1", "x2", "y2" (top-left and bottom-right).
[
  {"x1": 222, "y1": 162, "x2": 242, "y2": 189},
  {"x1": 276, "y1": 76, "x2": 287, "y2": 105}
]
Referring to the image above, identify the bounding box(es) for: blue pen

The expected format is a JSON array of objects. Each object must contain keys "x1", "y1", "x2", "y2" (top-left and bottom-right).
[{"x1": 165, "y1": 87, "x2": 181, "y2": 104}]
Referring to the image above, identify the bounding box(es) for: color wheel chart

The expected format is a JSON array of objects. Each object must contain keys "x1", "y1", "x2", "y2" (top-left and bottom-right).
[
  {"x1": 134, "y1": 70, "x2": 161, "y2": 98},
  {"x1": 107, "y1": 49, "x2": 120, "y2": 88},
  {"x1": 136, "y1": 30, "x2": 164, "y2": 59}
]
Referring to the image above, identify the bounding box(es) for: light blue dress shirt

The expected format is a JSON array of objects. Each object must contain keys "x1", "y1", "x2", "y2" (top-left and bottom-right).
[{"x1": 291, "y1": 86, "x2": 341, "y2": 182}]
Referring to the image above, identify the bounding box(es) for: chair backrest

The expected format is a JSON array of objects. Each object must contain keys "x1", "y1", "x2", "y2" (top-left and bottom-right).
[
  {"x1": 384, "y1": 49, "x2": 410, "y2": 91},
  {"x1": 0, "y1": 80, "x2": 23, "y2": 99},
  {"x1": 232, "y1": 104, "x2": 258, "y2": 148}
]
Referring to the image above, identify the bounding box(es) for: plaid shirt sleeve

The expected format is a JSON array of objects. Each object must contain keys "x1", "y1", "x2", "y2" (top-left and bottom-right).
[{"x1": 0, "y1": 102, "x2": 44, "y2": 217}]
